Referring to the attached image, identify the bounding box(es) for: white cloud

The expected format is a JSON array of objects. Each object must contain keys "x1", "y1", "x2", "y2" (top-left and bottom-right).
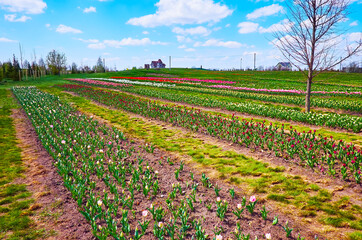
[
  {"x1": 142, "y1": 31, "x2": 150, "y2": 34},
  {"x1": 225, "y1": 23, "x2": 230, "y2": 27},
  {"x1": 84, "y1": 6, "x2": 96, "y2": 13},
  {"x1": 178, "y1": 44, "x2": 187, "y2": 48},
  {"x1": 172, "y1": 26, "x2": 211, "y2": 36},
  {"x1": 56, "y1": 24, "x2": 83, "y2": 34},
  {"x1": 0, "y1": 37, "x2": 17, "y2": 42},
  {"x1": 194, "y1": 39, "x2": 244, "y2": 48},
  {"x1": 78, "y1": 38, "x2": 99, "y2": 43},
  {"x1": 0, "y1": 0, "x2": 47, "y2": 14},
  {"x1": 270, "y1": 34, "x2": 296, "y2": 49},
  {"x1": 185, "y1": 48, "x2": 195, "y2": 52},
  {"x1": 84, "y1": 37, "x2": 168, "y2": 49},
  {"x1": 4, "y1": 14, "x2": 31, "y2": 22},
  {"x1": 259, "y1": 19, "x2": 292, "y2": 33},
  {"x1": 238, "y1": 22, "x2": 259, "y2": 34},
  {"x1": 127, "y1": 0, "x2": 233, "y2": 27},
  {"x1": 45, "y1": 23, "x2": 50, "y2": 28},
  {"x1": 176, "y1": 35, "x2": 193, "y2": 43},
  {"x1": 88, "y1": 43, "x2": 106, "y2": 49},
  {"x1": 104, "y1": 38, "x2": 167, "y2": 47},
  {"x1": 350, "y1": 20, "x2": 358, "y2": 26},
  {"x1": 347, "y1": 32, "x2": 362, "y2": 42},
  {"x1": 246, "y1": 4, "x2": 283, "y2": 20}
]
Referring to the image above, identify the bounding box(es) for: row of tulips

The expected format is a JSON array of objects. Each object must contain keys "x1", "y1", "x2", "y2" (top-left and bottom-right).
[
  {"x1": 67, "y1": 78, "x2": 133, "y2": 88},
  {"x1": 208, "y1": 85, "x2": 362, "y2": 97},
  {"x1": 59, "y1": 84, "x2": 362, "y2": 183},
  {"x1": 67, "y1": 78, "x2": 175, "y2": 88},
  {"x1": 67, "y1": 79, "x2": 362, "y2": 132},
  {"x1": 91, "y1": 78, "x2": 176, "y2": 88},
  {"x1": 111, "y1": 76, "x2": 236, "y2": 85},
  {"x1": 12, "y1": 86, "x2": 300, "y2": 239},
  {"x1": 173, "y1": 86, "x2": 362, "y2": 113}
]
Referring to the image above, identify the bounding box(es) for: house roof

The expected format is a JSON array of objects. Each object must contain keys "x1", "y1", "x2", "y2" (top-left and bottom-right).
[{"x1": 277, "y1": 62, "x2": 292, "y2": 67}]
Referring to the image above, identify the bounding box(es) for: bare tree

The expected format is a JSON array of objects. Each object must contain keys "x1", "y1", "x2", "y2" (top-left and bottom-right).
[{"x1": 273, "y1": 0, "x2": 361, "y2": 112}]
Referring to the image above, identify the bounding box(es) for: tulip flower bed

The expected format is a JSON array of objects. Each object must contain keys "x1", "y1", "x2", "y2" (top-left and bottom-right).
[
  {"x1": 172, "y1": 86, "x2": 362, "y2": 113},
  {"x1": 58, "y1": 84, "x2": 362, "y2": 184},
  {"x1": 111, "y1": 77, "x2": 185, "y2": 84},
  {"x1": 69, "y1": 78, "x2": 176, "y2": 88},
  {"x1": 12, "y1": 86, "x2": 309, "y2": 239},
  {"x1": 209, "y1": 85, "x2": 362, "y2": 97},
  {"x1": 111, "y1": 76, "x2": 236, "y2": 85},
  {"x1": 67, "y1": 78, "x2": 133, "y2": 88},
  {"x1": 70, "y1": 80, "x2": 361, "y2": 132}
]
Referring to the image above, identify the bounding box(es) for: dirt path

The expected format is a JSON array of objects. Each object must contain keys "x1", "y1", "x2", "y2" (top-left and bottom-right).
[
  {"x1": 62, "y1": 90, "x2": 361, "y2": 240},
  {"x1": 12, "y1": 108, "x2": 95, "y2": 240}
]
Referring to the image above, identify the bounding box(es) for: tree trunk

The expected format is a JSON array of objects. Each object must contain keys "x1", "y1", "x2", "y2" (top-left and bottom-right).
[{"x1": 305, "y1": 71, "x2": 312, "y2": 112}]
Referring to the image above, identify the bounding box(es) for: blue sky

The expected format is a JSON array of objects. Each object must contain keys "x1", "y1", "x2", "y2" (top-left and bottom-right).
[{"x1": 0, "y1": 0, "x2": 361, "y2": 70}]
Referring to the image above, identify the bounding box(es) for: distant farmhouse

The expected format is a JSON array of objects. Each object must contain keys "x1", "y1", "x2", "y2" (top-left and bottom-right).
[
  {"x1": 274, "y1": 62, "x2": 292, "y2": 71},
  {"x1": 150, "y1": 59, "x2": 166, "y2": 69}
]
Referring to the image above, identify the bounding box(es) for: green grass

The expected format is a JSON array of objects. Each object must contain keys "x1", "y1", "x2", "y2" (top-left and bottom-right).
[
  {"x1": 43, "y1": 86, "x2": 362, "y2": 235},
  {"x1": 349, "y1": 231, "x2": 362, "y2": 240},
  {"x1": 0, "y1": 75, "x2": 70, "y2": 90},
  {"x1": 0, "y1": 89, "x2": 44, "y2": 239}
]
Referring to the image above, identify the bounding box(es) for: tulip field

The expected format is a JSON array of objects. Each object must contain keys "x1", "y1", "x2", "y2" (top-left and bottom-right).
[
  {"x1": 11, "y1": 86, "x2": 301, "y2": 239},
  {"x1": 57, "y1": 84, "x2": 361, "y2": 184},
  {"x1": 1, "y1": 69, "x2": 362, "y2": 240},
  {"x1": 68, "y1": 78, "x2": 362, "y2": 132}
]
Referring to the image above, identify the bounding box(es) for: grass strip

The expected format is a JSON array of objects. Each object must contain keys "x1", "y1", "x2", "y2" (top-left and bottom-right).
[{"x1": 0, "y1": 89, "x2": 44, "y2": 239}]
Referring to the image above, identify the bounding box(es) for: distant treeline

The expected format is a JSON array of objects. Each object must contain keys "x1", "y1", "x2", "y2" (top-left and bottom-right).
[{"x1": 0, "y1": 50, "x2": 108, "y2": 82}]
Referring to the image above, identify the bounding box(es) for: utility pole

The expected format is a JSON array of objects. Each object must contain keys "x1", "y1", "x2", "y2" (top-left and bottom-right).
[
  {"x1": 254, "y1": 53, "x2": 256, "y2": 70},
  {"x1": 33, "y1": 49, "x2": 37, "y2": 79},
  {"x1": 18, "y1": 43, "x2": 23, "y2": 69},
  {"x1": 169, "y1": 56, "x2": 171, "y2": 70},
  {"x1": 240, "y1": 57, "x2": 242, "y2": 71}
]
